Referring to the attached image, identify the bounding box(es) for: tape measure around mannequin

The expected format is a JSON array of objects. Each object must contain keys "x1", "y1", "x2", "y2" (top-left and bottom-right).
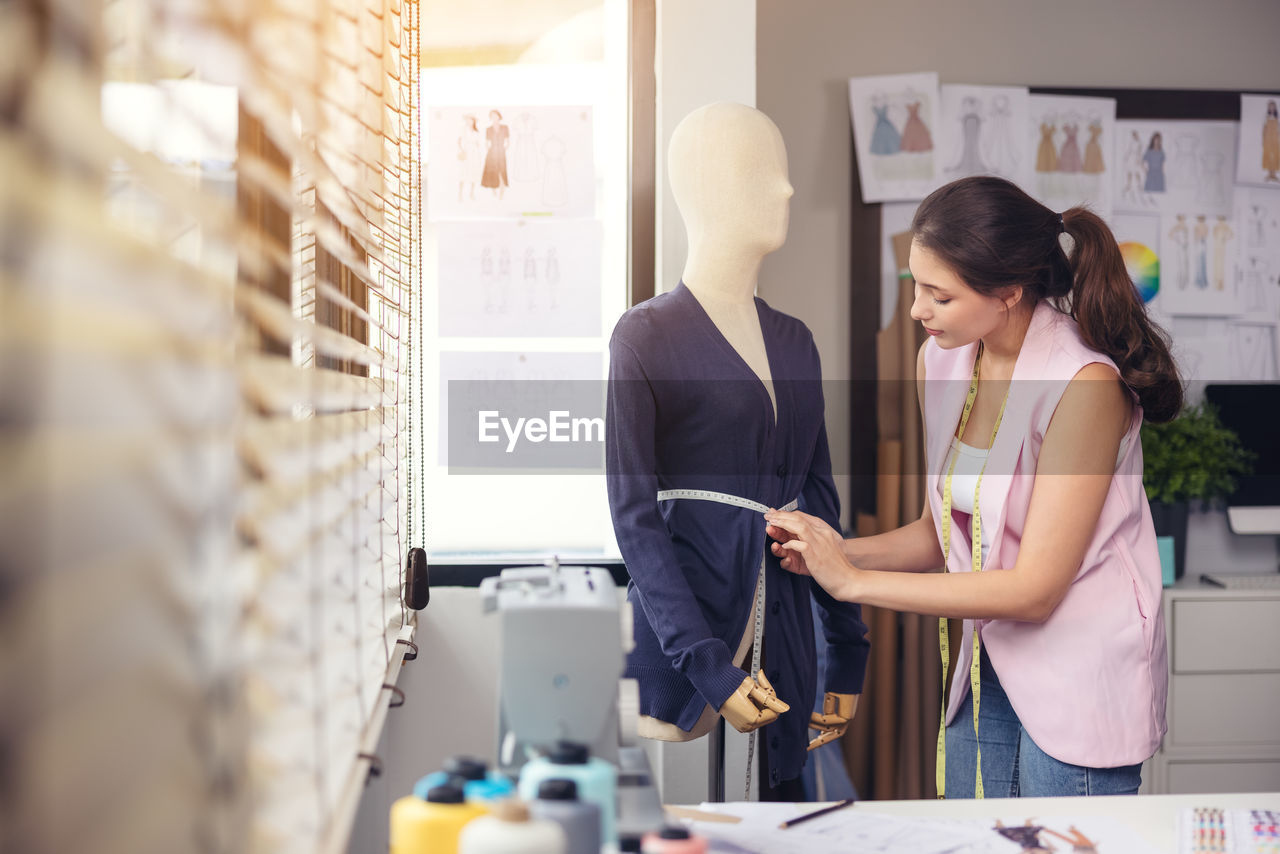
[
  {"x1": 656, "y1": 489, "x2": 798, "y2": 800},
  {"x1": 935, "y1": 343, "x2": 1009, "y2": 800}
]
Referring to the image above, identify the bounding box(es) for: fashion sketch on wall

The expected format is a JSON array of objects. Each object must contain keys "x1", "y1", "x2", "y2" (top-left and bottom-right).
[
  {"x1": 848, "y1": 72, "x2": 940, "y2": 202},
  {"x1": 1109, "y1": 213, "x2": 1164, "y2": 315},
  {"x1": 1115, "y1": 120, "x2": 1237, "y2": 217},
  {"x1": 436, "y1": 219, "x2": 602, "y2": 338},
  {"x1": 1236, "y1": 93, "x2": 1280, "y2": 187},
  {"x1": 1027, "y1": 94, "x2": 1116, "y2": 221},
  {"x1": 1158, "y1": 211, "x2": 1241, "y2": 317},
  {"x1": 1234, "y1": 185, "x2": 1280, "y2": 319},
  {"x1": 937, "y1": 84, "x2": 1033, "y2": 190},
  {"x1": 427, "y1": 105, "x2": 595, "y2": 220}
]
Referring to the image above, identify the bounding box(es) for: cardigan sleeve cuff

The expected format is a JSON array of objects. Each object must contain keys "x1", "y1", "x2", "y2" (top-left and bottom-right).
[
  {"x1": 823, "y1": 641, "x2": 871, "y2": 696},
  {"x1": 675, "y1": 637, "x2": 746, "y2": 711}
]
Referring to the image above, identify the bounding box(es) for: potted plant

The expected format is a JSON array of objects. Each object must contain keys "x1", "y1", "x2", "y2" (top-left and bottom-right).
[{"x1": 1140, "y1": 400, "x2": 1254, "y2": 579}]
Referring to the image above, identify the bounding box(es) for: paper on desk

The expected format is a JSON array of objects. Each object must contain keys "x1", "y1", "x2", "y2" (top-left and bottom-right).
[{"x1": 685, "y1": 804, "x2": 1163, "y2": 854}]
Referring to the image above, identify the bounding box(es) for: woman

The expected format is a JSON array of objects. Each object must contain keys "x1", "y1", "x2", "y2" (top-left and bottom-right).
[
  {"x1": 481, "y1": 109, "x2": 510, "y2": 199},
  {"x1": 764, "y1": 176, "x2": 1182, "y2": 799},
  {"x1": 1143, "y1": 132, "x2": 1166, "y2": 193},
  {"x1": 456, "y1": 114, "x2": 482, "y2": 202}
]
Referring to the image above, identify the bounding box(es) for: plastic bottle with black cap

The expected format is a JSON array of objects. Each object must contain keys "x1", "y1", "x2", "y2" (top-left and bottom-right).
[{"x1": 528, "y1": 778, "x2": 602, "y2": 854}]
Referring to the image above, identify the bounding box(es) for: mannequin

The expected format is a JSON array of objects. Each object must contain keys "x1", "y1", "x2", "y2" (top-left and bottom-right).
[{"x1": 605, "y1": 102, "x2": 870, "y2": 792}]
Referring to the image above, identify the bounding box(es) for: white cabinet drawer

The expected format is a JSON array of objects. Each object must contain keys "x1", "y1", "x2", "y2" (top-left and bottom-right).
[
  {"x1": 1169, "y1": 673, "x2": 1280, "y2": 746},
  {"x1": 1172, "y1": 599, "x2": 1280, "y2": 672},
  {"x1": 1166, "y1": 759, "x2": 1280, "y2": 794}
]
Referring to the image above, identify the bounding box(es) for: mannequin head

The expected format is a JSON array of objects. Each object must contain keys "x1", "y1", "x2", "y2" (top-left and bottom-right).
[{"x1": 668, "y1": 103, "x2": 793, "y2": 275}]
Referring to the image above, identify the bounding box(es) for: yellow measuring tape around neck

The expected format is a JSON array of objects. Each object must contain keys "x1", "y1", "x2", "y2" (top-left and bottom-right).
[{"x1": 935, "y1": 342, "x2": 1010, "y2": 800}]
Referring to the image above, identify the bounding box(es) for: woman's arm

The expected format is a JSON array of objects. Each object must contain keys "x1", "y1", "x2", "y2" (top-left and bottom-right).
[
  {"x1": 771, "y1": 339, "x2": 943, "y2": 574},
  {"x1": 767, "y1": 362, "x2": 1131, "y2": 622}
]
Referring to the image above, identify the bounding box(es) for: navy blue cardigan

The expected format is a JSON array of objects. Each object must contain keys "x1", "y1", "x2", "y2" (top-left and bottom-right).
[{"x1": 606, "y1": 283, "x2": 871, "y2": 787}]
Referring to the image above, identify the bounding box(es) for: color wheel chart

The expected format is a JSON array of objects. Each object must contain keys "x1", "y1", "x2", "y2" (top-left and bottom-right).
[{"x1": 1120, "y1": 241, "x2": 1161, "y2": 303}]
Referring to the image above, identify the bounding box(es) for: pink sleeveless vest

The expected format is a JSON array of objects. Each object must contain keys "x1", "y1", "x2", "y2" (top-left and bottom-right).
[{"x1": 923, "y1": 300, "x2": 1168, "y2": 767}]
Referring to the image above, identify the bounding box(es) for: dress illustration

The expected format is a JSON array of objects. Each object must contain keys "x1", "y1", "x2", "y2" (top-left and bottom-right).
[
  {"x1": 948, "y1": 98, "x2": 985, "y2": 173},
  {"x1": 1056, "y1": 124, "x2": 1083, "y2": 173},
  {"x1": 1212, "y1": 217, "x2": 1234, "y2": 291},
  {"x1": 1143, "y1": 147, "x2": 1166, "y2": 192},
  {"x1": 983, "y1": 95, "x2": 1018, "y2": 175},
  {"x1": 898, "y1": 102, "x2": 933, "y2": 152},
  {"x1": 511, "y1": 112, "x2": 539, "y2": 182},
  {"x1": 1197, "y1": 152, "x2": 1227, "y2": 207},
  {"x1": 1082, "y1": 122, "x2": 1105, "y2": 174},
  {"x1": 1035, "y1": 123, "x2": 1058, "y2": 173},
  {"x1": 1262, "y1": 101, "x2": 1279, "y2": 181},
  {"x1": 481, "y1": 121, "x2": 510, "y2": 190},
  {"x1": 1170, "y1": 134, "x2": 1199, "y2": 189},
  {"x1": 869, "y1": 104, "x2": 901, "y2": 155},
  {"x1": 456, "y1": 121, "x2": 483, "y2": 201},
  {"x1": 1168, "y1": 215, "x2": 1190, "y2": 290},
  {"x1": 1122, "y1": 131, "x2": 1144, "y2": 201},
  {"x1": 1194, "y1": 216, "x2": 1210, "y2": 290}
]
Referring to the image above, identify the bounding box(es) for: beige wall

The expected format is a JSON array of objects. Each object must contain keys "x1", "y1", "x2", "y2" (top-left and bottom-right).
[{"x1": 755, "y1": 0, "x2": 1280, "y2": 525}]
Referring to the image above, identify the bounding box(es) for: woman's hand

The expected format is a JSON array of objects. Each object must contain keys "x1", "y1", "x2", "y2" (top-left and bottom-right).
[
  {"x1": 763, "y1": 509, "x2": 858, "y2": 601},
  {"x1": 765, "y1": 521, "x2": 809, "y2": 576}
]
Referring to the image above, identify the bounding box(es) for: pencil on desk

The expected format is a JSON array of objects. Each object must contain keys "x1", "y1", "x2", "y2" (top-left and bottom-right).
[{"x1": 778, "y1": 798, "x2": 856, "y2": 829}]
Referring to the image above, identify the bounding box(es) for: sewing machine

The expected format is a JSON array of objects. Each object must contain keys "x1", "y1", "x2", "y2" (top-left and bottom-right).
[{"x1": 480, "y1": 559, "x2": 664, "y2": 843}]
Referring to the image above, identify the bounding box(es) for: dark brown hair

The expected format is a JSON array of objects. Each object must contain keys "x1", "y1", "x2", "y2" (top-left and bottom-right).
[{"x1": 911, "y1": 176, "x2": 1183, "y2": 423}]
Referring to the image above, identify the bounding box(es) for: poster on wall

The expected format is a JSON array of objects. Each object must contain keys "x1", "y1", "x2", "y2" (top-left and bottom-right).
[
  {"x1": 1235, "y1": 184, "x2": 1280, "y2": 320},
  {"x1": 937, "y1": 84, "x2": 1032, "y2": 190},
  {"x1": 1027, "y1": 94, "x2": 1116, "y2": 221},
  {"x1": 1110, "y1": 212, "x2": 1164, "y2": 316},
  {"x1": 1113, "y1": 120, "x2": 1237, "y2": 217},
  {"x1": 1158, "y1": 211, "x2": 1240, "y2": 316},
  {"x1": 848, "y1": 72, "x2": 940, "y2": 203},
  {"x1": 437, "y1": 351, "x2": 604, "y2": 469},
  {"x1": 436, "y1": 219, "x2": 602, "y2": 338},
  {"x1": 1235, "y1": 93, "x2": 1280, "y2": 188},
  {"x1": 427, "y1": 105, "x2": 594, "y2": 221}
]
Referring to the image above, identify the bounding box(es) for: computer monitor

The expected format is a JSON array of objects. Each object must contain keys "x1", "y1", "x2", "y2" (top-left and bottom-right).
[{"x1": 1203, "y1": 382, "x2": 1280, "y2": 536}]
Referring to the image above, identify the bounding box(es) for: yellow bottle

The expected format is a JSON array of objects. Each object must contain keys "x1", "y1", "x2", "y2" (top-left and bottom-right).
[{"x1": 390, "y1": 783, "x2": 489, "y2": 854}]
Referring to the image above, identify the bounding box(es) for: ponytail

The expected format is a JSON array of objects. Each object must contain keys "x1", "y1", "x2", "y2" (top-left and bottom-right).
[
  {"x1": 912, "y1": 177, "x2": 1184, "y2": 424},
  {"x1": 1061, "y1": 208, "x2": 1183, "y2": 423}
]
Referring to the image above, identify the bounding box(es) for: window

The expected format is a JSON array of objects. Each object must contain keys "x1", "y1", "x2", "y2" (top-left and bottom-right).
[{"x1": 418, "y1": 0, "x2": 650, "y2": 562}]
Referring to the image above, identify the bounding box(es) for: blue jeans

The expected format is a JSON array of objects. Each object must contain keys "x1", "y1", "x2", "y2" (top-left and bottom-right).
[{"x1": 944, "y1": 647, "x2": 1142, "y2": 798}]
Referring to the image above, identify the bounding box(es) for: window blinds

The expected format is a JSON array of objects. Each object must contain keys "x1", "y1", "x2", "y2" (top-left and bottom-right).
[{"x1": 0, "y1": 1, "x2": 420, "y2": 852}]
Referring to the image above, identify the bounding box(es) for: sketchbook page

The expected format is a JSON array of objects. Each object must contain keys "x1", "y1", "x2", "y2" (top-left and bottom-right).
[
  {"x1": 937, "y1": 85, "x2": 1033, "y2": 192},
  {"x1": 427, "y1": 105, "x2": 595, "y2": 220},
  {"x1": 1236, "y1": 93, "x2": 1280, "y2": 188},
  {"x1": 687, "y1": 803, "x2": 990, "y2": 854},
  {"x1": 1027, "y1": 94, "x2": 1116, "y2": 222},
  {"x1": 1114, "y1": 120, "x2": 1238, "y2": 218},
  {"x1": 436, "y1": 219, "x2": 602, "y2": 337},
  {"x1": 848, "y1": 72, "x2": 941, "y2": 203}
]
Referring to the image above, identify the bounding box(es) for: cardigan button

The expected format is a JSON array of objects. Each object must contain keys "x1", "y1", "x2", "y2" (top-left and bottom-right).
[
  {"x1": 771, "y1": 601, "x2": 780, "y2": 616},
  {"x1": 776, "y1": 464, "x2": 787, "y2": 477},
  {"x1": 771, "y1": 736, "x2": 780, "y2": 750}
]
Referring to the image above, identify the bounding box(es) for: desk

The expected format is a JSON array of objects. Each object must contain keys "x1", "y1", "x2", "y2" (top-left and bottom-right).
[
  {"x1": 845, "y1": 791, "x2": 1280, "y2": 851},
  {"x1": 681, "y1": 792, "x2": 1280, "y2": 852}
]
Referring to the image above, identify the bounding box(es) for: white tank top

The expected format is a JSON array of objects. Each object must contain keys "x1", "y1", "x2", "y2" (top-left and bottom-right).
[{"x1": 944, "y1": 434, "x2": 1130, "y2": 565}]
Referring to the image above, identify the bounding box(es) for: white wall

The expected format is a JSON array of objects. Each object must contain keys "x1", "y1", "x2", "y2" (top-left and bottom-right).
[
  {"x1": 755, "y1": 0, "x2": 1280, "y2": 532},
  {"x1": 655, "y1": 0, "x2": 756, "y2": 294}
]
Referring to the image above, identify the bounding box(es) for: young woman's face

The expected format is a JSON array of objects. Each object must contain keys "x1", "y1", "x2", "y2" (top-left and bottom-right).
[{"x1": 908, "y1": 240, "x2": 1011, "y2": 348}]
